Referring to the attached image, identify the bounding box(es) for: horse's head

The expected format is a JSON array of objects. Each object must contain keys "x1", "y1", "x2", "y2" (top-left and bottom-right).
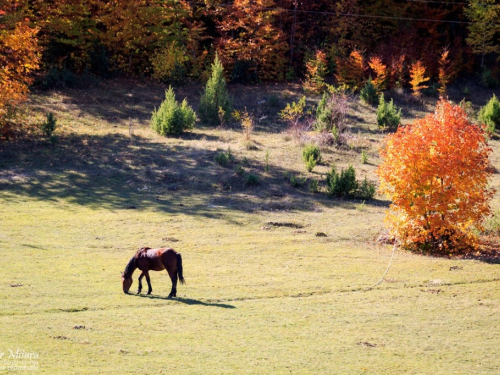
[{"x1": 121, "y1": 272, "x2": 133, "y2": 294}]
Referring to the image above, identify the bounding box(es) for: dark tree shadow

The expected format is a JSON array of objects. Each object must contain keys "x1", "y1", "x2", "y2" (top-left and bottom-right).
[{"x1": 135, "y1": 294, "x2": 236, "y2": 309}]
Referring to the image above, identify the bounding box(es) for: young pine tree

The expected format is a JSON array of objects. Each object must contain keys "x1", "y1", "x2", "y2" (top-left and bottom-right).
[
  {"x1": 198, "y1": 53, "x2": 232, "y2": 125},
  {"x1": 478, "y1": 94, "x2": 500, "y2": 134}
]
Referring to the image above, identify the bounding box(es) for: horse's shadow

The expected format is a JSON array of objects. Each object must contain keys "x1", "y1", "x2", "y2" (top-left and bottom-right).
[{"x1": 135, "y1": 294, "x2": 236, "y2": 309}]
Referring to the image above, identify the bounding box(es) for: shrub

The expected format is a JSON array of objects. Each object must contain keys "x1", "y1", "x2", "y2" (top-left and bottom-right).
[
  {"x1": 308, "y1": 179, "x2": 319, "y2": 193},
  {"x1": 280, "y1": 96, "x2": 310, "y2": 141},
  {"x1": 289, "y1": 173, "x2": 307, "y2": 187},
  {"x1": 41, "y1": 112, "x2": 57, "y2": 137},
  {"x1": 151, "y1": 86, "x2": 196, "y2": 136},
  {"x1": 305, "y1": 157, "x2": 317, "y2": 173},
  {"x1": 356, "y1": 177, "x2": 376, "y2": 199},
  {"x1": 244, "y1": 173, "x2": 259, "y2": 186},
  {"x1": 360, "y1": 150, "x2": 368, "y2": 164},
  {"x1": 326, "y1": 165, "x2": 358, "y2": 198},
  {"x1": 280, "y1": 96, "x2": 307, "y2": 128},
  {"x1": 198, "y1": 53, "x2": 232, "y2": 125},
  {"x1": 314, "y1": 91, "x2": 350, "y2": 145},
  {"x1": 377, "y1": 100, "x2": 494, "y2": 253},
  {"x1": 478, "y1": 94, "x2": 500, "y2": 134},
  {"x1": 241, "y1": 110, "x2": 254, "y2": 148},
  {"x1": 377, "y1": 94, "x2": 401, "y2": 131},
  {"x1": 214, "y1": 149, "x2": 232, "y2": 167},
  {"x1": 302, "y1": 144, "x2": 321, "y2": 172},
  {"x1": 360, "y1": 77, "x2": 378, "y2": 105},
  {"x1": 302, "y1": 144, "x2": 322, "y2": 172}
]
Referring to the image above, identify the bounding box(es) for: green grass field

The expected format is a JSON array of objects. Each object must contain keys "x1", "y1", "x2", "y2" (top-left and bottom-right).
[{"x1": 1, "y1": 80, "x2": 499, "y2": 374}]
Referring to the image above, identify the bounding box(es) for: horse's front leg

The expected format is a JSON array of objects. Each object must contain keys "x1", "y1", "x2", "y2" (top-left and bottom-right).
[
  {"x1": 144, "y1": 271, "x2": 153, "y2": 295},
  {"x1": 137, "y1": 272, "x2": 144, "y2": 294}
]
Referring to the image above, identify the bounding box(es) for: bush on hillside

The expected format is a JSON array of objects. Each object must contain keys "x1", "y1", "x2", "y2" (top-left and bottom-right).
[
  {"x1": 151, "y1": 86, "x2": 196, "y2": 136},
  {"x1": 360, "y1": 77, "x2": 378, "y2": 105},
  {"x1": 198, "y1": 53, "x2": 232, "y2": 125},
  {"x1": 302, "y1": 144, "x2": 321, "y2": 172},
  {"x1": 478, "y1": 94, "x2": 500, "y2": 134},
  {"x1": 377, "y1": 93, "x2": 401, "y2": 131}
]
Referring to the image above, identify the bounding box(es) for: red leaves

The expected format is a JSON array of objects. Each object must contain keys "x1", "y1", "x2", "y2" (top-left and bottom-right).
[{"x1": 377, "y1": 100, "x2": 494, "y2": 253}]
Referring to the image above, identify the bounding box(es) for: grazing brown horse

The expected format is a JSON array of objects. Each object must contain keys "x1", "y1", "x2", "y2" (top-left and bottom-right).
[{"x1": 121, "y1": 247, "x2": 185, "y2": 297}]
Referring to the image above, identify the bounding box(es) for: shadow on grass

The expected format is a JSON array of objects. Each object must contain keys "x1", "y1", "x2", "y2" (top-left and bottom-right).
[
  {"x1": 136, "y1": 294, "x2": 236, "y2": 309},
  {"x1": 0, "y1": 128, "x2": 388, "y2": 221}
]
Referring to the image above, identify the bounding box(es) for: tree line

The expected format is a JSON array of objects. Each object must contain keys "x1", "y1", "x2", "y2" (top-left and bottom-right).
[{"x1": 1, "y1": 0, "x2": 499, "y2": 130}]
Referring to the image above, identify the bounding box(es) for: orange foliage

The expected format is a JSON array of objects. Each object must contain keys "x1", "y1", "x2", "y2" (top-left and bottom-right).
[
  {"x1": 388, "y1": 54, "x2": 405, "y2": 89},
  {"x1": 335, "y1": 49, "x2": 365, "y2": 90},
  {"x1": 217, "y1": 0, "x2": 287, "y2": 81},
  {"x1": 409, "y1": 60, "x2": 430, "y2": 97},
  {"x1": 377, "y1": 100, "x2": 494, "y2": 253},
  {"x1": 438, "y1": 48, "x2": 455, "y2": 95},
  {"x1": 368, "y1": 56, "x2": 387, "y2": 91},
  {"x1": 0, "y1": 4, "x2": 41, "y2": 133},
  {"x1": 303, "y1": 50, "x2": 328, "y2": 93}
]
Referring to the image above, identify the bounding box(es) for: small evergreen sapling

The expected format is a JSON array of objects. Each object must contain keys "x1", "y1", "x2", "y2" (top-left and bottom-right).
[
  {"x1": 198, "y1": 53, "x2": 232, "y2": 125},
  {"x1": 41, "y1": 112, "x2": 57, "y2": 137},
  {"x1": 478, "y1": 94, "x2": 500, "y2": 134},
  {"x1": 360, "y1": 77, "x2": 378, "y2": 105},
  {"x1": 377, "y1": 94, "x2": 401, "y2": 131},
  {"x1": 302, "y1": 144, "x2": 321, "y2": 172},
  {"x1": 151, "y1": 86, "x2": 196, "y2": 136}
]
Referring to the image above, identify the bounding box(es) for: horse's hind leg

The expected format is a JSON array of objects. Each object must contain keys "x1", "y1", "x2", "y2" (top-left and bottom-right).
[
  {"x1": 144, "y1": 271, "x2": 153, "y2": 295},
  {"x1": 137, "y1": 272, "x2": 144, "y2": 294},
  {"x1": 167, "y1": 269, "x2": 178, "y2": 298}
]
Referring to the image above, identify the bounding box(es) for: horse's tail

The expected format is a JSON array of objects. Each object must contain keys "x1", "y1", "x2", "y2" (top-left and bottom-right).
[{"x1": 176, "y1": 252, "x2": 185, "y2": 285}]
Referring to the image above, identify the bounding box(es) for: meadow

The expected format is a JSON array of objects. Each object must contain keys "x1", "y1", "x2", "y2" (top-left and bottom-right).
[{"x1": 0, "y1": 79, "x2": 499, "y2": 374}]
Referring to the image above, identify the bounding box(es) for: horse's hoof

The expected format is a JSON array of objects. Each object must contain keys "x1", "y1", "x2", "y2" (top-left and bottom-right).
[{"x1": 147, "y1": 291, "x2": 152, "y2": 295}]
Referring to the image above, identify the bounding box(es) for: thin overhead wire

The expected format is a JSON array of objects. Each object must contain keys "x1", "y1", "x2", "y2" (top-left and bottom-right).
[{"x1": 184, "y1": 1, "x2": 500, "y2": 26}]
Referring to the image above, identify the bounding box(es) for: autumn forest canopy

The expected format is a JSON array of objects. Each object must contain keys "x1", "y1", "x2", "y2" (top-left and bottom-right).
[{"x1": 1, "y1": 0, "x2": 500, "y2": 87}]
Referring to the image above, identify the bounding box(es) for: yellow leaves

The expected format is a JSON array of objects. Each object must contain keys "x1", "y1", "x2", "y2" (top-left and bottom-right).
[
  {"x1": 303, "y1": 50, "x2": 328, "y2": 93},
  {"x1": 368, "y1": 56, "x2": 387, "y2": 91},
  {"x1": 377, "y1": 100, "x2": 494, "y2": 253},
  {"x1": 409, "y1": 61, "x2": 430, "y2": 98},
  {"x1": 335, "y1": 49, "x2": 365, "y2": 91}
]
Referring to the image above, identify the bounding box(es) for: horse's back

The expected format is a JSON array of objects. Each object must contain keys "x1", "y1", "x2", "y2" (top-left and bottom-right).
[{"x1": 136, "y1": 247, "x2": 173, "y2": 271}]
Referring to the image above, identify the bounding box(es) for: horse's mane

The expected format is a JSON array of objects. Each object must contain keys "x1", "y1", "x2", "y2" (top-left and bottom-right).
[
  {"x1": 123, "y1": 256, "x2": 137, "y2": 279},
  {"x1": 124, "y1": 247, "x2": 152, "y2": 278}
]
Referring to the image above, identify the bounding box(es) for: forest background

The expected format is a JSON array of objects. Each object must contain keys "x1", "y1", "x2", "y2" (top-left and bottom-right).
[{"x1": 1, "y1": 0, "x2": 499, "y2": 97}]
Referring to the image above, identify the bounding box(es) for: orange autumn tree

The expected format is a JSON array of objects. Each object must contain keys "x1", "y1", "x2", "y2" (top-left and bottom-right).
[
  {"x1": 303, "y1": 49, "x2": 328, "y2": 93},
  {"x1": 335, "y1": 49, "x2": 365, "y2": 90},
  {"x1": 409, "y1": 60, "x2": 429, "y2": 98},
  {"x1": 437, "y1": 48, "x2": 455, "y2": 95},
  {"x1": 368, "y1": 56, "x2": 387, "y2": 91},
  {"x1": 377, "y1": 100, "x2": 494, "y2": 253},
  {"x1": 0, "y1": 1, "x2": 41, "y2": 135},
  {"x1": 217, "y1": 0, "x2": 287, "y2": 81}
]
